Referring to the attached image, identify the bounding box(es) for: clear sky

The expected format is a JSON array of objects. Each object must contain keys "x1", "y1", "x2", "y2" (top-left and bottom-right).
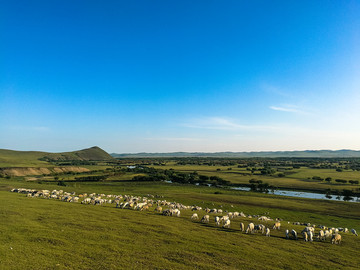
[{"x1": 1, "y1": 0, "x2": 359, "y2": 153}]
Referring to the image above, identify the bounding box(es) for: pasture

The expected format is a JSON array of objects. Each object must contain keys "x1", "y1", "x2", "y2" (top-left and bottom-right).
[
  {"x1": 149, "y1": 163, "x2": 360, "y2": 193},
  {"x1": 1, "y1": 179, "x2": 360, "y2": 269}
]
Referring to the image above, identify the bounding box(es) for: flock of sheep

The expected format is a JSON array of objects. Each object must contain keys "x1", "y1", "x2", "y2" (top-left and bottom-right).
[{"x1": 10, "y1": 187, "x2": 358, "y2": 245}]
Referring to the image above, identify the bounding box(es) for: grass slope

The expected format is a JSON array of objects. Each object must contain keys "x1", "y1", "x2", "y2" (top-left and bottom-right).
[
  {"x1": 42, "y1": 146, "x2": 114, "y2": 161},
  {"x1": 1, "y1": 180, "x2": 359, "y2": 269},
  {"x1": 0, "y1": 149, "x2": 50, "y2": 167},
  {"x1": 0, "y1": 146, "x2": 113, "y2": 167}
]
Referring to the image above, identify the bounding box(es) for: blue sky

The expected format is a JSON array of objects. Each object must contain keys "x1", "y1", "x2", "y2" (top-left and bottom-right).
[{"x1": 1, "y1": 0, "x2": 360, "y2": 153}]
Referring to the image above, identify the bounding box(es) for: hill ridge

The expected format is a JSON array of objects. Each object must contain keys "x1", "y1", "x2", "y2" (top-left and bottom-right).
[{"x1": 0, "y1": 146, "x2": 113, "y2": 167}]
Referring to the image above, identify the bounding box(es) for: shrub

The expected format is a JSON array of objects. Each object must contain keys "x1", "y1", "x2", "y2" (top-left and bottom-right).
[{"x1": 335, "y1": 179, "x2": 347, "y2": 184}]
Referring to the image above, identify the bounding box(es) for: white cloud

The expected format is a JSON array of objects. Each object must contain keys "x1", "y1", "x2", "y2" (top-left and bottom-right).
[
  {"x1": 182, "y1": 117, "x2": 282, "y2": 132},
  {"x1": 269, "y1": 104, "x2": 310, "y2": 115},
  {"x1": 261, "y1": 83, "x2": 292, "y2": 97},
  {"x1": 145, "y1": 137, "x2": 202, "y2": 142}
]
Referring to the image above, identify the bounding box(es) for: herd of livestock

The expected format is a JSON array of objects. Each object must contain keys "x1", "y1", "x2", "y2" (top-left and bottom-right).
[{"x1": 10, "y1": 187, "x2": 358, "y2": 244}]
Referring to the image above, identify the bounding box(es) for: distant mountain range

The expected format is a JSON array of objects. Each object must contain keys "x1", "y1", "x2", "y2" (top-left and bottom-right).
[{"x1": 111, "y1": 150, "x2": 360, "y2": 158}]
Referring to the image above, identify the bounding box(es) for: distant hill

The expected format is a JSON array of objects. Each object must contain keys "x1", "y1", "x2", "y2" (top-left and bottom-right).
[
  {"x1": 41, "y1": 146, "x2": 113, "y2": 162},
  {"x1": 0, "y1": 146, "x2": 113, "y2": 167},
  {"x1": 111, "y1": 150, "x2": 360, "y2": 158}
]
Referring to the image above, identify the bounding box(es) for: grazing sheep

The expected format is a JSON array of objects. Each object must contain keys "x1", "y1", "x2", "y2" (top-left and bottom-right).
[
  {"x1": 331, "y1": 234, "x2": 341, "y2": 244},
  {"x1": 155, "y1": 206, "x2": 163, "y2": 213},
  {"x1": 291, "y1": 230, "x2": 298, "y2": 240},
  {"x1": 240, "y1": 222, "x2": 245, "y2": 232},
  {"x1": 162, "y1": 209, "x2": 172, "y2": 216},
  {"x1": 351, "y1": 229, "x2": 358, "y2": 236},
  {"x1": 302, "y1": 231, "x2": 308, "y2": 242},
  {"x1": 246, "y1": 223, "x2": 255, "y2": 234},
  {"x1": 325, "y1": 230, "x2": 332, "y2": 239},
  {"x1": 285, "y1": 229, "x2": 290, "y2": 239},
  {"x1": 302, "y1": 226, "x2": 315, "y2": 234},
  {"x1": 265, "y1": 228, "x2": 270, "y2": 237},
  {"x1": 273, "y1": 222, "x2": 281, "y2": 230},
  {"x1": 254, "y1": 224, "x2": 266, "y2": 234},
  {"x1": 191, "y1": 213, "x2": 199, "y2": 220},
  {"x1": 215, "y1": 216, "x2": 221, "y2": 226},
  {"x1": 223, "y1": 219, "x2": 231, "y2": 229},
  {"x1": 317, "y1": 230, "x2": 325, "y2": 241},
  {"x1": 239, "y1": 212, "x2": 246, "y2": 217},
  {"x1": 307, "y1": 231, "x2": 313, "y2": 242},
  {"x1": 172, "y1": 209, "x2": 181, "y2": 217},
  {"x1": 344, "y1": 228, "x2": 349, "y2": 233},
  {"x1": 258, "y1": 216, "x2": 271, "y2": 222},
  {"x1": 201, "y1": 215, "x2": 210, "y2": 223}
]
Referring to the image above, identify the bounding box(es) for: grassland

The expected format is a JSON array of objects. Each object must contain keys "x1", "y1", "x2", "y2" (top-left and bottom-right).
[
  {"x1": 1, "y1": 178, "x2": 360, "y2": 269},
  {"x1": 0, "y1": 146, "x2": 113, "y2": 168},
  {"x1": 0, "y1": 149, "x2": 50, "y2": 167},
  {"x1": 150, "y1": 163, "x2": 360, "y2": 193}
]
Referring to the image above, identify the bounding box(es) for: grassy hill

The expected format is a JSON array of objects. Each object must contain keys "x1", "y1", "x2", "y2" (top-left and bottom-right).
[
  {"x1": 41, "y1": 146, "x2": 113, "y2": 162},
  {"x1": 0, "y1": 146, "x2": 113, "y2": 167},
  {"x1": 0, "y1": 149, "x2": 50, "y2": 167}
]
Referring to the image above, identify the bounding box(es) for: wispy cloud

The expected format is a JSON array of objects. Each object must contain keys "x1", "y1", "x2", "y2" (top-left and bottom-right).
[
  {"x1": 261, "y1": 83, "x2": 292, "y2": 98},
  {"x1": 269, "y1": 104, "x2": 310, "y2": 115},
  {"x1": 182, "y1": 117, "x2": 280, "y2": 131},
  {"x1": 145, "y1": 137, "x2": 202, "y2": 142}
]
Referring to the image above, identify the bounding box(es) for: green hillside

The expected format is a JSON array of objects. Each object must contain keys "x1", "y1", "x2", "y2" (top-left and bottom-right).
[
  {"x1": 0, "y1": 146, "x2": 113, "y2": 167},
  {"x1": 0, "y1": 149, "x2": 50, "y2": 167},
  {"x1": 41, "y1": 146, "x2": 113, "y2": 162}
]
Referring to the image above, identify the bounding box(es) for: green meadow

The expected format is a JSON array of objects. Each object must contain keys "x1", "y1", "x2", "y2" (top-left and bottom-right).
[
  {"x1": 1, "y1": 179, "x2": 359, "y2": 269},
  {"x1": 150, "y1": 163, "x2": 360, "y2": 192}
]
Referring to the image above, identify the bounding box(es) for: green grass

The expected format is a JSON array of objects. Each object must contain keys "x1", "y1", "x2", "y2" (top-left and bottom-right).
[
  {"x1": 1, "y1": 178, "x2": 360, "y2": 269},
  {"x1": 150, "y1": 163, "x2": 360, "y2": 192},
  {"x1": 0, "y1": 146, "x2": 113, "y2": 168},
  {"x1": 0, "y1": 149, "x2": 50, "y2": 167}
]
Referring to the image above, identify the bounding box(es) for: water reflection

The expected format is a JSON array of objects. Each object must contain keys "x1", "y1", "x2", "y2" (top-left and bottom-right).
[{"x1": 230, "y1": 186, "x2": 359, "y2": 202}]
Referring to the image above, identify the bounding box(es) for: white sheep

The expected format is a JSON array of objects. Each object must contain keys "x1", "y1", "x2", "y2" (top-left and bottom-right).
[
  {"x1": 291, "y1": 229, "x2": 298, "y2": 240},
  {"x1": 255, "y1": 224, "x2": 265, "y2": 234},
  {"x1": 285, "y1": 229, "x2": 290, "y2": 239},
  {"x1": 201, "y1": 215, "x2": 210, "y2": 223},
  {"x1": 223, "y1": 219, "x2": 231, "y2": 229},
  {"x1": 191, "y1": 213, "x2": 199, "y2": 220},
  {"x1": 273, "y1": 222, "x2": 281, "y2": 230},
  {"x1": 317, "y1": 230, "x2": 325, "y2": 241},
  {"x1": 265, "y1": 228, "x2": 270, "y2": 237},
  {"x1": 215, "y1": 216, "x2": 221, "y2": 226},
  {"x1": 240, "y1": 222, "x2": 245, "y2": 232},
  {"x1": 331, "y1": 234, "x2": 341, "y2": 244},
  {"x1": 307, "y1": 231, "x2": 313, "y2": 242},
  {"x1": 302, "y1": 231, "x2": 308, "y2": 242},
  {"x1": 246, "y1": 223, "x2": 255, "y2": 234}
]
